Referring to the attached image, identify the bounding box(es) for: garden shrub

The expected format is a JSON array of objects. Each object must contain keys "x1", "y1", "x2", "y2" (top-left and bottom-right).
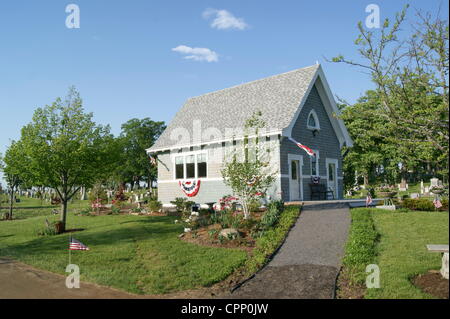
[
  {"x1": 148, "y1": 200, "x2": 162, "y2": 212},
  {"x1": 248, "y1": 199, "x2": 261, "y2": 212},
  {"x1": 402, "y1": 198, "x2": 436, "y2": 211},
  {"x1": 342, "y1": 209, "x2": 378, "y2": 285},
  {"x1": 244, "y1": 205, "x2": 300, "y2": 275},
  {"x1": 111, "y1": 205, "x2": 121, "y2": 214}
]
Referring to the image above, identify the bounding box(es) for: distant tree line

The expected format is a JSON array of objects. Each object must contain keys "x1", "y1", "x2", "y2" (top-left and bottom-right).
[
  {"x1": 0, "y1": 86, "x2": 165, "y2": 230},
  {"x1": 331, "y1": 5, "x2": 448, "y2": 191}
]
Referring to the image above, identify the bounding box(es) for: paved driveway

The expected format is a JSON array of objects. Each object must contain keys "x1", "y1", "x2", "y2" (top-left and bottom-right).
[{"x1": 231, "y1": 204, "x2": 350, "y2": 299}]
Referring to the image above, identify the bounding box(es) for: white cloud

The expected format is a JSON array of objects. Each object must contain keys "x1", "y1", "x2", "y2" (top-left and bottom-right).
[
  {"x1": 202, "y1": 8, "x2": 249, "y2": 30},
  {"x1": 172, "y1": 45, "x2": 219, "y2": 62}
]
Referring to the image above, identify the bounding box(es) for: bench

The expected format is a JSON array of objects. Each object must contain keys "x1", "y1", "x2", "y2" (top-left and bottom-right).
[
  {"x1": 426, "y1": 244, "x2": 449, "y2": 279},
  {"x1": 309, "y1": 183, "x2": 334, "y2": 200}
]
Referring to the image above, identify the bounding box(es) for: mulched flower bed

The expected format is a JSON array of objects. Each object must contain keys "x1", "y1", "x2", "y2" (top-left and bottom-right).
[
  {"x1": 412, "y1": 270, "x2": 449, "y2": 299},
  {"x1": 180, "y1": 224, "x2": 256, "y2": 252}
]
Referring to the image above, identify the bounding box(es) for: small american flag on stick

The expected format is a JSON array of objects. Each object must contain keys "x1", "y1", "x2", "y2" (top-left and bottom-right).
[
  {"x1": 69, "y1": 237, "x2": 90, "y2": 251},
  {"x1": 366, "y1": 195, "x2": 373, "y2": 207},
  {"x1": 433, "y1": 198, "x2": 442, "y2": 209}
]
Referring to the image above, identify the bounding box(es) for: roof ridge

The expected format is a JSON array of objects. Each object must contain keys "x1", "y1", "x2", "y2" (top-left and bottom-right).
[{"x1": 186, "y1": 64, "x2": 320, "y2": 101}]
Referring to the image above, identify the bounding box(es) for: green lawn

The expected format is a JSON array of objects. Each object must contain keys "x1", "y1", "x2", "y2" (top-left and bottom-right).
[
  {"x1": 0, "y1": 213, "x2": 247, "y2": 294},
  {"x1": 343, "y1": 208, "x2": 448, "y2": 299}
]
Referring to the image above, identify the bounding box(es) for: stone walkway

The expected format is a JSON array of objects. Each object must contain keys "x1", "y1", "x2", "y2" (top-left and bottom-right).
[{"x1": 230, "y1": 204, "x2": 350, "y2": 299}]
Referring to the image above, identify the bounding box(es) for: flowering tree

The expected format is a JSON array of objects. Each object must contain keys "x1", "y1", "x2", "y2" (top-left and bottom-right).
[{"x1": 221, "y1": 112, "x2": 276, "y2": 219}]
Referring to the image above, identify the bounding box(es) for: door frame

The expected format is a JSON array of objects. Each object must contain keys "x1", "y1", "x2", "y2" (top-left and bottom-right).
[
  {"x1": 325, "y1": 158, "x2": 339, "y2": 199},
  {"x1": 288, "y1": 154, "x2": 303, "y2": 201}
]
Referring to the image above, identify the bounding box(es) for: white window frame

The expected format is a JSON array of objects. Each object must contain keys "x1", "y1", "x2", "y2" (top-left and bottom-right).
[
  {"x1": 310, "y1": 150, "x2": 320, "y2": 177},
  {"x1": 307, "y1": 110, "x2": 320, "y2": 131},
  {"x1": 172, "y1": 150, "x2": 208, "y2": 180}
]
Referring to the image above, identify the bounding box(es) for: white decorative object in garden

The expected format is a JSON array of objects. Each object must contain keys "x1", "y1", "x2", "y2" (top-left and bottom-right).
[
  {"x1": 420, "y1": 181, "x2": 424, "y2": 194},
  {"x1": 410, "y1": 193, "x2": 420, "y2": 199},
  {"x1": 430, "y1": 178, "x2": 439, "y2": 188},
  {"x1": 426, "y1": 245, "x2": 449, "y2": 280}
]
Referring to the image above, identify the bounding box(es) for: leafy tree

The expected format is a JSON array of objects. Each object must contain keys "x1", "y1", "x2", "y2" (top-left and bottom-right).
[
  {"x1": 221, "y1": 112, "x2": 276, "y2": 219},
  {"x1": 116, "y1": 118, "x2": 165, "y2": 189},
  {"x1": 331, "y1": 5, "x2": 449, "y2": 181},
  {"x1": 0, "y1": 141, "x2": 28, "y2": 220},
  {"x1": 19, "y1": 87, "x2": 115, "y2": 232}
]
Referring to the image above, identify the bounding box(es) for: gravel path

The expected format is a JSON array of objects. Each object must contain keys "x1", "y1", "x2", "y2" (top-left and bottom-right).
[{"x1": 231, "y1": 204, "x2": 350, "y2": 299}]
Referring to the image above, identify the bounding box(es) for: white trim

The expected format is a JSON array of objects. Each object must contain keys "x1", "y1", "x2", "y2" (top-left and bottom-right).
[
  {"x1": 325, "y1": 158, "x2": 339, "y2": 199},
  {"x1": 287, "y1": 154, "x2": 304, "y2": 201},
  {"x1": 310, "y1": 149, "x2": 320, "y2": 176},
  {"x1": 172, "y1": 150, "x2": 208, "y2": 180},
  {"x1": 282, "y1": 65, "x2": 353, "y2": 148},
  {"x1": 147, "y1": 130, "x2": 282, "y2": 154}
]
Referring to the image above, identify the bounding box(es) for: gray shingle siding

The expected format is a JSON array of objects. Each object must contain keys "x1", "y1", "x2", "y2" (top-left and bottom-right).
[{"x1": 280, "y1": 85, "x2": 343, "y2": 201}]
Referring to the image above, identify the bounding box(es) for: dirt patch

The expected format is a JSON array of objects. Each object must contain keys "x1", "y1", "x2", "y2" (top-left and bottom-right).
[
  {"x1": 335, "y1": 267, "x2": 366, "y2": 299},
  {"x1": 412, "y1": 270, "x2": 449, "y2": 299}
]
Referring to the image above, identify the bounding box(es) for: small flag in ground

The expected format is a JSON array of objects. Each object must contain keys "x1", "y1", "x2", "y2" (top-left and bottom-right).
[
  {"x1": 69, "y1": 237, "x2": 90, "y2": 251},
  {"x1": 288, "y1": 137, "x2": 316, "y2": 157},
  {"x1": 366, "y1": 195, "x2": 373, "y2": 207},
  {"x1": 433, "y1": 198, "x2": 442, "y2": 209}
]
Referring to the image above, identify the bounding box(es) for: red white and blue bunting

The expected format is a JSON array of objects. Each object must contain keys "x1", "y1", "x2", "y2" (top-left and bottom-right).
[{"x1": 179, "y1": 180, "x2": 201, "y2": 197}]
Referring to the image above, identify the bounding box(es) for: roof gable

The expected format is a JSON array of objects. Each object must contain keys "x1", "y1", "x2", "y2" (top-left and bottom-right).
[{"x1": 148, "y1": 64, "x2": 352, "y2": 153}]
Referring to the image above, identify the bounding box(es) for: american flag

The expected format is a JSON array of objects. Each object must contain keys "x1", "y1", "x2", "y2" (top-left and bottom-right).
[
  {"x1": 69, "y1": 237, "x2": 90, "y2": 251},
  {"x1": 149, "y1": 155, "x2": 157, "y2": 166},
  {"x1": 288, "y1": 137, "x2": 316, "y2": 157},
  {"x1": 433, "y1": 198, "x2": 442, "y2": 209},
  {"x1": 366, "y1": 195, "x2": 373, "y2": 207}
]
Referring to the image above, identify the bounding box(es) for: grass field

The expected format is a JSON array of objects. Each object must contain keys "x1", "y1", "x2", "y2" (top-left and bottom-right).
[
  {"x1": 0, "y1": 212, "x2": 247, "y2": 294},
  {"x1": 341, "y1": 208, "x2": 448, "y2": 299}
]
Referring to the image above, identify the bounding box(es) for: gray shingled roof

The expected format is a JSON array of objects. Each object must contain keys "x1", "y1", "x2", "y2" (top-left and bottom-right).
[{"x1": 148, "y1": 64, "x2": 320, "y2": 152}]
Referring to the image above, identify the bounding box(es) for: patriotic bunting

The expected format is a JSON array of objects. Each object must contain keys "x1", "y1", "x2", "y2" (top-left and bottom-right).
[{"x1": 179, "y1": 180, "x2": 201, "y2": 197}]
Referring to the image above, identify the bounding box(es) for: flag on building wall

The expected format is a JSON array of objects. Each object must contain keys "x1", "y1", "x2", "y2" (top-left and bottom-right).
[
  {"x1": 149, "y1": 155, "x2": 157, "y2": 166},
  {"x1": 288, "y1": 137, "x2": 316, "y2": 157}
]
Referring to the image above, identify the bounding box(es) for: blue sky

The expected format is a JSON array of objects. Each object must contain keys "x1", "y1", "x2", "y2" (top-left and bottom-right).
[{"x1": 0, "y1": 0, "x2": 448, "y2": 186}]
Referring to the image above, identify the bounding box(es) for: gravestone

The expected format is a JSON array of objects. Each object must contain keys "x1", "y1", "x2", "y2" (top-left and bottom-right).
[
  {"x1": 410, "y1": 193, "x2": 420, "y2": 199},
  {"x1": 430, "y1": 178, "x2": 439, "y2": 187}
]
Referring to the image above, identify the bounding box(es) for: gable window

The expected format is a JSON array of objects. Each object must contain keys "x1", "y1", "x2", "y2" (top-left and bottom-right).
[
  {"x1": 175, "y1": 156, "x2": 184, "y2": 179},
  {"x1": 307, "y1": 110, "x2": 320, "y2": 130},
  {"x1": 174, "y1": 152, "x2": 208, "y2": 179}
]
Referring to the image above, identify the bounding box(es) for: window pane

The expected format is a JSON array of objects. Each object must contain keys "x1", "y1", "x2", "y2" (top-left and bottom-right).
[
  {"x1": 197, "y1": 154, "x2": 207, "y2": 178},
  {"x1": 329, "y1": 164, "x2": 334, "y2": 181},
  {"x1": 308, "y1": 114, "x2": 316, "y2": 127},
  {"x1": 311, "y1": 157, "x2": 317, "y2": 176},
  {"x1": 291, "y1": 161, "x2": 297, "y2": 180},
  {"x1": 175, "y1": 156, "x2": 184, "y2": 179},
  {"x1": 186, "y1": 155, "x2": 195, "y2": 179}
]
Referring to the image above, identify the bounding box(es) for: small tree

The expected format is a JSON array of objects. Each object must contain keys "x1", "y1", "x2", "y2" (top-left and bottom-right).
[
  {"x1": 1, "y1": 141, "x2": 27, "y2": 220},
  {"x1": 19, "y1": 87, "x2": 115, "y2": 232},
  {"x1": 221, "y1": 112, "x2": 276, "y2": 219}
]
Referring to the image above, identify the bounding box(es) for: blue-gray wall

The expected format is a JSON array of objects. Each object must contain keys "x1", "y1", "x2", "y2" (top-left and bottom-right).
[{"x1": 280, "y1": 84, "x2": 343, "y2": 201}]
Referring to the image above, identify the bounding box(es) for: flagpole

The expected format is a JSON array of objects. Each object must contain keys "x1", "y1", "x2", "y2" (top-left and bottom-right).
[{"x1": 69, "y1": 235, "x2": 72, "y2": 265}]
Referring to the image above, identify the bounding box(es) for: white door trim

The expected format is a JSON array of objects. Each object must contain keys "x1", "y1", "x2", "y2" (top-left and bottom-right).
[
  {"x1": 288, "y1": 154, "x2": 304, "y2": 201},
  {"x1": 325, "y1": 158, "x2": 339, "y2": 199}
]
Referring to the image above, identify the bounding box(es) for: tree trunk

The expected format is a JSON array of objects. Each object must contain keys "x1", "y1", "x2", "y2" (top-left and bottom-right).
[
  {"x1": 8, "y1": 188, "x2": 14, "y2": 220},
  {"x1": 60, "y1": 199, "x2": 68, "y2": 233},
  {"x1": 363, "y1": 174, "x2": 369, "y2": 187}
]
